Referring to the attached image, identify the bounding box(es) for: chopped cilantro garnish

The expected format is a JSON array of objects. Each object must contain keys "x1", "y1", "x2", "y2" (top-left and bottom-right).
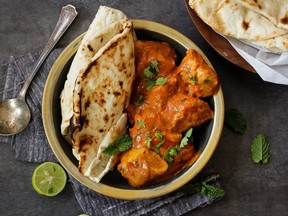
[
  {"x1": 155, "y1": 77, "x2": 167, "y2": 86},
  {"x1": 155, "y1": 139, "x2": 166, "y2": 153},
  {"x1": 133, "y1": 95, "x2": 144, "y2": 106},
  {"x1": 143, "y1": 60, "x2": 159, "y2": 79},
  {"x1": 203, "y1": 77, "x2": 212, "y2": 83},
  {"x1": 189, "y1": 76, "x2": 198, "y2": 84},
  {"x1": 164, "y1": 146, "x2": 178, "y2": 165},
  {"x1": 146, "y1": 136, "x2": 152, "y2": 148},
  {"x1": 103, "y1": 134, "x2": 132, "y2": 156},
  {"x1": 137, "y1": 119, "x2": 146, "y2": 127},
  {"x1": 143, "y1": 60, "x2": 160, "y2": 91},
  {"x1": 155, "y1": 131, "x2": 163, "y2": 139},
  {"x1": 146, "y1": 79, "x2": 156, "y2": 91},
  {"x1": 180, "y1": 128, "x2": 193, "y2": 148}
]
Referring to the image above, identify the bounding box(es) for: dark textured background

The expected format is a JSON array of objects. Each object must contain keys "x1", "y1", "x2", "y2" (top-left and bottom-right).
[{"x1": 0, "y1": 0, "x2": 288, "y2": 215}]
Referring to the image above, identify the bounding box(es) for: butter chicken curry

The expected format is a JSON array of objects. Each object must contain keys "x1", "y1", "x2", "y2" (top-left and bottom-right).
[{"x1": 117, "y1": 40, "x2": 219, "y2": 187}]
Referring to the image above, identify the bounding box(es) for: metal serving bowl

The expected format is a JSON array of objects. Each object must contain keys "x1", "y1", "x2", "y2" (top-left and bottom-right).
[{"x1": 42, "y1": 19, "x2": 224, "y2": 200}]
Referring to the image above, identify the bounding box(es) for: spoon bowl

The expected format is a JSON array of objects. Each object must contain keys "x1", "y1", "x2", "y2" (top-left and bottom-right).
[
  {"x1": 0, "y1": 5, "x2": 77, "y2": 136},
  {"x1": 0, "y1": 97, "x2": 31, "y2": 135}
]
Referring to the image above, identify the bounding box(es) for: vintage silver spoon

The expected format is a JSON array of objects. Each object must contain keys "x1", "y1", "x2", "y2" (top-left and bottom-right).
[{"x1": 0, "y1": 5, "x2": 77, "y2": 136}]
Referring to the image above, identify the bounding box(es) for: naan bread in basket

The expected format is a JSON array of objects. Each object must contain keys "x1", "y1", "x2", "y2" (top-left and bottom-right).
[
  {"x1": 189, "y1": 0, "x2": 288, "y2": 53},
  {"x1": 60, "y1": 6, "x2": 135, "y2": 182}
]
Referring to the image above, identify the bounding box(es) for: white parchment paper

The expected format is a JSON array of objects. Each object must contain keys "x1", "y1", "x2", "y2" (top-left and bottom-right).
[{"x1": 225, "y1": 36, "x2": 288, "y2": 85}]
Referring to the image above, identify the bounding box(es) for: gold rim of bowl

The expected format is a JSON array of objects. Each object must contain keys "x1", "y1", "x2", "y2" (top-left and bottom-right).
[{"x1": 42, "y1": 19, "x2": 224, "y2": 200}]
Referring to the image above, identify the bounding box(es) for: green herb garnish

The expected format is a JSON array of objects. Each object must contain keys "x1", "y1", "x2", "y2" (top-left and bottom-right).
[
  {"x1": 179, "y1": 182, "x2": 225, "y2": 199},
  {"x1": 180, "y1": 128, "x2": 193, "y2": 148},
  {"x1": 224, "y1": 108, "x2": 247, "y2": 135},
  {"x1": 146, "y1": 79, "x2": 156, "y2": 91},
  {"x1": 251, "y1": 134, "x2": 270, "y2": 164},
  {"x1": 146, "y1": 136, "x2": 152, "y2": 148},
  {"x1": 203, "y1": 77, "x2": 212, "y2": 83},
  {"x1": 103, "y1": 134, "x2": 132, "y2": 156},
  {"x1": 133, "y1": 95, "x2": 144, "y2": 106},
  {"x1": 164, "y1": 146, "x2": 179, "y2": 165},
  {"x1": 200, "y1": 182, "x2": 226, "y2": 199},
  {"x1": 189, "y1": 76, "x2": 198, "y2": 84},
  {"x1": 155, "y1": 77, "x2": 167, "y2": 86},
  {"x1": 155, "y1": 131, "x2": 163, "y2": 139},
  {"x1": 155, "y1": 139, "x2": 166, "y2": 153},
  {"x1": 143, "y1": 60, "x2": 159, "y2": 79},
  {"x1": 143, "y1": 60, "x2": 160, "y2": 91},
  {"x1": 137, "y1": 119, "x2": 146, "y2": 127}
]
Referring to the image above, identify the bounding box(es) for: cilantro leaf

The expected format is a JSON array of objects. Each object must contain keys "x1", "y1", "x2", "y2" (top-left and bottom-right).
[
  {"x1": 133, "y1": 95, "x2": 144, "y2": 106},
  {"x1": 137, "y1": 119, "x2": 146, "y2": 127},
  {"x1": 155, "y1": 77, "x2": 167, "y2": 86},
  {"x1": 251, "y1": 134, "x2": 270, "y2": 164},
  {"x1": 146, "y1": 79, "x2": 155, "y2": 91},
  {"x1": 224, "y1": 108, "x2": 247, "y2": 135},
  {"x1": 203, "y1": 77, "x2": 212, "y2": 83},
  {"x1": 143, "y1": 60, "x2": 159, "y2": 79},
  {"x1": 143, "y1": 68, "x2": 155, "y2": 79},
  {"x1": 164, "y1": 146, "x2": 179, "y2": 165},
  {"x1": 200, "y1": 182, "x2": 226, "y2": 199},
  {"x1": 155, "y1": 131, "x2": 163, "y2": 139},
  {"x1": 180, "y1": 128, "x2": 193, "y2": 148},
  {"x1": 155, "y1": 139, "x2": 166, "y2": 153},
  {"x1": 103, "y1": 134, "x2": 132, "y2": 156},
  {"x1": 189, "y1": 76, "x2": 198, "y2": 84},
  {"x1": 146, "y1": 136, "x2": 152, "y2": 148}
]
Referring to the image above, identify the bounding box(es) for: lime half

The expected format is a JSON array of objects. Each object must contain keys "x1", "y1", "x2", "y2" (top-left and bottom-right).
[{"x1": 32, "y1": 162, "x2": 67, "y2": 196}]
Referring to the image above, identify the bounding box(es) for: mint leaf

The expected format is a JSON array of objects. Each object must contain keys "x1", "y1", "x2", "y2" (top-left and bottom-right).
[
  {"x1": 155, "y1": 77, "x2": 167, "y2": 86},
  {"x1": 180, "y1": 128, "x2": 193, "y2": 148},
  {"x1": 103, "y1": 134, "x2": 132, "y2": 156},
  {"x1": 251, "y1": 134, "x2": 270, "y2": 164},
  {"x1": 224, "y1": 108, "x2": 247, "y2": 135},
  {"x1": 200, "y1": 182, "x2": 225, "y2": 199},
  {"x1": 179, "y1": 182, "x2": 225, "y2": 199}
]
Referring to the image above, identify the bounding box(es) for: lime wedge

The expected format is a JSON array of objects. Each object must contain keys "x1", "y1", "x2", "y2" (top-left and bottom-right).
[{"x1": 32, "y1": 162, "x2": 67, "y2": 196}]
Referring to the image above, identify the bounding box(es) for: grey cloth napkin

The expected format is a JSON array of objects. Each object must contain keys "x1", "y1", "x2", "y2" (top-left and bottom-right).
[{"x1": 0, "y1": 49, "x2": 223, "y2": 216}]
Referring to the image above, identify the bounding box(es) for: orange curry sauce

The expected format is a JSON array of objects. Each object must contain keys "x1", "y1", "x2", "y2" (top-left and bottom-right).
[{"x1": 117, "y1": 40, "x2": 219, "y2": 187}]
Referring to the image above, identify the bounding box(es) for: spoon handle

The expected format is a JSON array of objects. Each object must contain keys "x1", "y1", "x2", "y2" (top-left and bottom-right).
[{"x1": 18, "y1": 4, "x2": 78, "y2": 98}]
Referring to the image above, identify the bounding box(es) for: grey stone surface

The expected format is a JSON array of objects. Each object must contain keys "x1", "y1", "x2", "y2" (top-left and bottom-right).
[{"x1": 0, "y1": 0, "x2": 287, "y2": 215}]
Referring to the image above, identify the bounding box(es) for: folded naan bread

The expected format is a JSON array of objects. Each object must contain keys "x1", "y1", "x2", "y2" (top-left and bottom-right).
[
  {"x1": 60, "y1": 6, "x2": 135, "y2": 181},
  {"x1": 60, "y1": 6, "x2": 127, "y2": 136}
]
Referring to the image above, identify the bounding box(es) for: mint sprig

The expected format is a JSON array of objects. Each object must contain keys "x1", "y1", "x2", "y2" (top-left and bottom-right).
[
  {"x1": 179, "y1": 181, "x2": 225, "y2": 199},
  {"x1": 251, "y1": 134, "x2": 270, "y2": 164},
  {"x1": 103, "y1": 134, "x2": 132, "y2": 156}
]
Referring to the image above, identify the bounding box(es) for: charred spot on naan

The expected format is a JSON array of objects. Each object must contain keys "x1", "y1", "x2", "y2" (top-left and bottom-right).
[{"x1": 281, "y1": 13, "x2": 288, "y2": 25}]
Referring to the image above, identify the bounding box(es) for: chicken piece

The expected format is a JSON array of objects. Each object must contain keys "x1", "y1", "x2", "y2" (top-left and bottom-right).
[
  {"x1": 163, "y1": 93, "x2": 214, "y2": 132},
  {"x1": 177, "y1": 49, "x2": 219, "y2": 98},
  {"x1": 118, "y1": 147, "x2": 168, "y2": 187}
]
